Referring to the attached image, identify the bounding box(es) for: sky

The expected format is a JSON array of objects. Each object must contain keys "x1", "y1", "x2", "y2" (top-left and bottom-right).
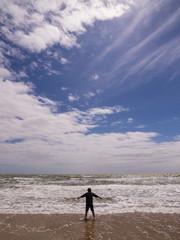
[{"x1": 0, "y1": 0, "x2": 180, "y2": 174}]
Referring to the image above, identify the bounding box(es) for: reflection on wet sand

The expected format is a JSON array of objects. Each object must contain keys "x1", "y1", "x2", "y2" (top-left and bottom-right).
[
  {"x1": 0, "y1": 213, "x2": 179, "y2": 240},
  {"x1": 84, "y1": 220, "x2": 95, "y2": 240}
]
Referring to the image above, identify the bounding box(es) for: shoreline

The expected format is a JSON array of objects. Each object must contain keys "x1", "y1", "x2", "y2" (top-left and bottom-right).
[{"x1": 0, "y1": 212, "x2": 180, "y2": 240}]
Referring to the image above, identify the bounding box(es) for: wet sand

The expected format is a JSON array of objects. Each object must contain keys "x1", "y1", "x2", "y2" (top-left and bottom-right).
[{"x1": 0, "y1": 213, "x2": 179, "y2": 240}]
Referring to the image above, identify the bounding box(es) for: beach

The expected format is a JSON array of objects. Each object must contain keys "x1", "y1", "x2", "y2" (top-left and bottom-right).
[
  {"x1": 0, "y1": 213, "x2": 180, "y2": 240},
  {"x1": 0, "y1": 174, "x2": 179, "y2": 239}
]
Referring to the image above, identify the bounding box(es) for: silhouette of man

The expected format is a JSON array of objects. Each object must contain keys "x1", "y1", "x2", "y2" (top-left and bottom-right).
[{"x1": 77, "y1": 188, "x2": 102, "y2": 220}]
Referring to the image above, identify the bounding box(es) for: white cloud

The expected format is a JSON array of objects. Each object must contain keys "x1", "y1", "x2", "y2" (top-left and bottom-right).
[
  {"x1": 92, "y1": 74, "x2": 99, "y2": 80},
  {"x1": 0, "y1": 67, "x2": 11, "y2": 80},
  {"x1": 135, "y1": 125, "x2": 146, "y2": 129},
  {"x1": 0, "y1": 42, "x2": 25, "y2": 64},
  {"x1": 127, "y1": 118, "x2": 133, "y2": 123},
  {"x1": 17, "y1": 71, "x2": 28, "y2": 78},
  {"x1": 0, "y1": 79, "x2": 52, "y2": 121},
  {"x1": 84, "y1": 91, "x2": 95, "y2": 99},
  {"x1": 111, "y1": 120, "x2": 122, "y2": 126},
  {"x1": 3, "y1": 1, "x2": 28, "y2": 25},
  {"x1": 0, "y1": 73, "x2": 180, "y2": 173},
  {"x1": 30, "y1": 61, "x2": 38, "y2": 70},
  {"x1": 41, "y1": 61, "x2": 61, "y2": 76},
  {"x1": 88, "y1": 106, "x2": 127, "y2": 116},
  {"x1": 61, "y1": 87, "x2": 68, "y2": 91},
  {"x1": 47, "y1": 69, "x2": 61, "y2": 76},
  {"x1": 68, "y1": 94, "x2": 80, "y2": 102},
  {"x1": 0, "y1": 0, "x2": 132, "y2": 52},
  {"x1": 14, "y1": 24, "x2": 61, "y2": 52},
  {"x1": 61, "y1": 57, "x2": 69, "y2": 64},
  {"x1": 174, "y1": 135, "x2": 180, "y2": 141}
]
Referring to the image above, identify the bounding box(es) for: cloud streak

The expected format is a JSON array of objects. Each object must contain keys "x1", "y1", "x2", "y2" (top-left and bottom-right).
[{"x1": 86, "y1": 0, "x2": 180, "y2": 90}]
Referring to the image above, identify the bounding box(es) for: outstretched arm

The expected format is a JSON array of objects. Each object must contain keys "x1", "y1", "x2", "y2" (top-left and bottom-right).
[
  {"x1": 93, "y1": 193, "x2": 102, "y2": 199},
  {"x1": 77, "y1": 193, "x2": 86, "y2": 199}
]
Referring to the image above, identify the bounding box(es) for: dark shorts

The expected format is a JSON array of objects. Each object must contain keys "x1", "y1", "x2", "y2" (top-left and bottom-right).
[{"x1": 86, "y1": 204, "x2": 94, "y2": 212}]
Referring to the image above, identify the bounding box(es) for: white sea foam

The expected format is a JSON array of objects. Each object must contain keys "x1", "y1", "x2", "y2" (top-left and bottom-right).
[{"x1": 0, "y1": 174, "x2": 179, "y2": 214}]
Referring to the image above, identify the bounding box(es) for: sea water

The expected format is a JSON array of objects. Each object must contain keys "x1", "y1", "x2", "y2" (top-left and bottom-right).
[{"x1": 0, "y1": 173, "x2": 179, "y2": 214}]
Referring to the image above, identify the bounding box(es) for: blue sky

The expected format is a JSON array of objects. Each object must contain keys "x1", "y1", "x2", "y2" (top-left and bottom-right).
[{"x1": 0, "y1": 0, "x2": 180, "y2": 174}]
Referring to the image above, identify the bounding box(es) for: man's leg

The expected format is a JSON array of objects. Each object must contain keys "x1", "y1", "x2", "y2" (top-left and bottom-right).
[
  {"x1": 92, "y1": 210, "x2": 95, "y2": 220},
  {"x1": 85, "y1": 210, "x2": 88, "y2": 220},
  {"x1": 90, "y1": 205, "x2": 95, "y2": 220},
  {"x1": 85, "y1": 205, "x2": 89, "y2": 220}
]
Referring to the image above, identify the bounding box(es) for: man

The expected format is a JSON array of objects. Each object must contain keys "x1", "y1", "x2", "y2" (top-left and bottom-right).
[{"x1": 77, "y1": 188, "x2": 102, "y2": 220}]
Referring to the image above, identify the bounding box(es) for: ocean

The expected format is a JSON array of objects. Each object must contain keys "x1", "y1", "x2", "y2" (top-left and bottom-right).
[{"x1": 0, "y1": 173, "x2": 179, "y2": 214}]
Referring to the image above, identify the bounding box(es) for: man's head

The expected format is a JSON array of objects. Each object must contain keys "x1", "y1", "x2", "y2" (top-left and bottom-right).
[{"x1": 87, "y1": 188, "x2": 91, "y2": 193}]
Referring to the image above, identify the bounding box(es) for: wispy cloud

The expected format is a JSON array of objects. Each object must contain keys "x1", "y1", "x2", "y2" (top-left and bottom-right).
[
  {"x1": 92, "y1": 74, "x2": 100, "y2": 80},
  {"x1": 111, "y1": 120, "x2": 122, "y2": 126},
  {"x1": 127, "y1": 118, "x2": 133, "y2": 123},
  {"x1": 87, "y1": 0, "x2": 180, "y2": 89},
  {"x1": 174, "y1": 135, "x2": 180, "y2": 141},
  {"x1": 61, "y1": 87, "x2": 68, "y2": 91},
  {"x1": 60, "y1": 57, "x2": 69, "y2": 64},
  {"x1": 68, "y1": 94, "x2": 80, "y2": 102},
  {"x1": 84, "y1": 91, "x2": 95, "y2": 99},
  {"x1": 135, "y1": 125, "x2": 146, "y2": 129},
  {"x1": 88, "y1": 106, "x2": 127, "y2": 116},
  {"x1": 37, "y1": 60, "x2": 61, "y2": 76}
]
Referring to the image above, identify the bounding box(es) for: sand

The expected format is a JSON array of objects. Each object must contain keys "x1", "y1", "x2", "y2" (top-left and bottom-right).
[{"x1": 0, "y1": 213, "x2": 179, "y2": 240}]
